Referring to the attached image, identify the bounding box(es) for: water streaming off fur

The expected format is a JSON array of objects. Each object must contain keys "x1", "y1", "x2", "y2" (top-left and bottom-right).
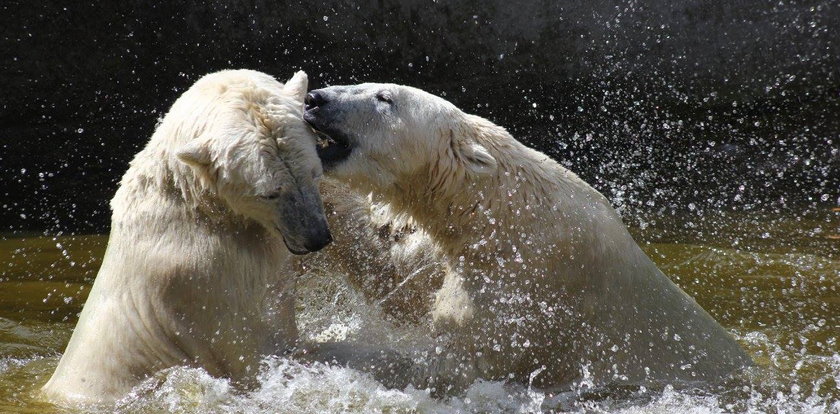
[{"x1": 0, "y1": 209, "x2": 837, "y2": 413}]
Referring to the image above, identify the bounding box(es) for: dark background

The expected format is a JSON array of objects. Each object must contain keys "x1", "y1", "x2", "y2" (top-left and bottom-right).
[{"x1": 2, "y1": 0, "x2": 838, "y2": 235}]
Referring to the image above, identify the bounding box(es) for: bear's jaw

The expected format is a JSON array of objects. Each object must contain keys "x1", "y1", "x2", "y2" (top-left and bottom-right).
[
  {"x1": 314, "y1": 131, "x2": 354, "y2": 169},
  {"x1": 303, "y1": 104, "x2": 355, "y2": 169},
  {"x1": 278, "y1": 230, "x2": 310, "y2": 255}
]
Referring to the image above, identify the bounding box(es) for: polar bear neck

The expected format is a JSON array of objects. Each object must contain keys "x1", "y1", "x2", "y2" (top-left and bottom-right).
[
  {"x1": 373, "y1": 115, "x2": 754, "y2": 387},
  {"x1": 385, "y1": 117, "x2": 569, "y2": 259}
]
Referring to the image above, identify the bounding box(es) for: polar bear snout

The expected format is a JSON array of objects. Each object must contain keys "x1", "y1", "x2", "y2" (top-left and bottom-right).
[
  {"x1": 304, "y1": 88, "x2": 356, "y2": 169},
  {"x1": 279, "y1": 222, "x2": 332, "y2": 255},
  {"x1": 297, "y1": 210, "x2": 334, "y2": 253},
  {"x1": 303, "y1": 89, "x2": 336, "y2": 126},
  {"x1": 304, "y1": 90, "x2": 329, "y2": 111},
  {"x1": 303, "y1": 88, "x2": 339, "y2": 131},
  {"x1": 275, "y1": 189, "x2": 333, "y2": 254},
  {"x1": 285, "y1": 224, "x2": 332, "y2": 254}
]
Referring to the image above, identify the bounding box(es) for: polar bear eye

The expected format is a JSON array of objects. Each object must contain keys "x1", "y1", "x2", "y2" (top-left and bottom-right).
[{"x1": 376, "y1": 91, "x2": 393, "y2": 104}]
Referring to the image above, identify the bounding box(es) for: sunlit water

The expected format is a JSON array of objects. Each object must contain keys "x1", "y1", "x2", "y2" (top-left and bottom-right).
[{"x1": 0, "y1": 208, "x2": 837, "y2": 413}]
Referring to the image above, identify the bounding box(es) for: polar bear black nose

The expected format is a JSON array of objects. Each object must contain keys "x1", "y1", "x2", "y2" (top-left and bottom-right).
[
  {"x1": 305, "y1": 90, "x2": 329, "y2": 110},
  {"x1": 304, "y1": 229, "x2": 333, "y2": 252}
]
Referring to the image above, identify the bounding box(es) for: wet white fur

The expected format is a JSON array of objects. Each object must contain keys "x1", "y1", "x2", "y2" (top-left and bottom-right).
[
  {"x1": 320, "y1": 83, "x2": 753, "y2": 392},
  {"x1": 42, "y1": 69, "x2": 321, "y2": 403},
  {"x1": 298, "y1": 178, "x2": 447, "y2": 323}
]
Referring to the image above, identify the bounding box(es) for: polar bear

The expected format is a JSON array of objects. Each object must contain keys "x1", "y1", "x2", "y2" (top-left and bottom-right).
[
  {"x1": 303, "y1": 84, "x2": 753, "y2": 392},
  {"x1": 42, "y1": 69, "x2": 331, "y2": 404}
]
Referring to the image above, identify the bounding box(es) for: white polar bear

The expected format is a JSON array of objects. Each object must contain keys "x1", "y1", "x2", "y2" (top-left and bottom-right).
[
  {"x1": 303, "y1": 84, "x2": 753, "y2": 392},
  {"x1": 42, "y1": 69, "x2": 331, "y2": 404}
]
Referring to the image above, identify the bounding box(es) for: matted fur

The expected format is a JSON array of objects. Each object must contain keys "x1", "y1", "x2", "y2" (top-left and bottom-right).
[
  {"x1": 304, "y1": 83, "x2": 753, "y2": 393},
  {"x1": 297, "y1": 178, "x2": 447, "y2": 323},
  {"x1": 42, "y1": 69, "x2": 326, "y2": 404}
]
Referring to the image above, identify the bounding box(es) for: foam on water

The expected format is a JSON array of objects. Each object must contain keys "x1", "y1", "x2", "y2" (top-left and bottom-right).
[
  {"x1": 99, "y1": 355, "x2": 837, "y2": 414},
  {"x1": 114, "y1": 358, "x2": 546, "y2": 414}
]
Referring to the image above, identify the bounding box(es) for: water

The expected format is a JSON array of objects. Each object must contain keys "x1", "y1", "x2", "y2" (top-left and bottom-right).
[{"x1": 0, "y1": 208, "x2": 837, "y2": 413}]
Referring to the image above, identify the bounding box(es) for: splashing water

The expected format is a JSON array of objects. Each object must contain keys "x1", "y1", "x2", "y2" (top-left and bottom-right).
[{"x1": 0, "y1": 208, "x2": 837, "y2": 413}]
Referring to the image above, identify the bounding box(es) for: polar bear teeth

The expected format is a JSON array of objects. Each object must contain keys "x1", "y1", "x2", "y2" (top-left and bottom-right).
[
  {"x1": 315, "y1": 131, "x2": 336, "y2": 148},
  {"x1": 315, "y1": 131, "x2": 353, "y2": 166}
]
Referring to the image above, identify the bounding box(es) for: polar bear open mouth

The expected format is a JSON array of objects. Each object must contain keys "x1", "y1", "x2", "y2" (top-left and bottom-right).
[
  {"x1": 304, "y1": 116, "x2": 354, "y2": 168},
  {"x1": 314, "y1": 130, "x2": 353, "y2": 167}
]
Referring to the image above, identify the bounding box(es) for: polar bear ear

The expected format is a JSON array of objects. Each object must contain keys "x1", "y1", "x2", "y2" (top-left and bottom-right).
[
  {"x1": 175, "y1": 139, "x2": 212, "y2": 168},
  {"x1": 461, "y1": 142, "x2": 497, "y2": 175},
  {"x1": 282, "y1": 70, "x2": 309, "y2": 102}
]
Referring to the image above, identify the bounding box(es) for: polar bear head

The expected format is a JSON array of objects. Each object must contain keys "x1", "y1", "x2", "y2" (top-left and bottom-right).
[
  {"x1": 171, "y1": 70, "x2": 331, "y2": 254},
  {"x1": 302, "y1": 83, "x2": 497, "y2": 191}
]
